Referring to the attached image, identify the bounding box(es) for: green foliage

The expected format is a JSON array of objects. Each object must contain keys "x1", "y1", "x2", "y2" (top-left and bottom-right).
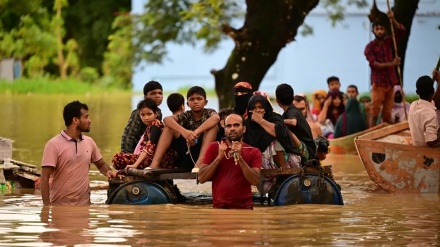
[
  {"x1": 0, "y1": 0, "x2": 131, "y2": 81},
  {"x1": 0, "y1": 0, "x2": 44, "y2": 31},
  {"x1": 63, "y1": 0, "x2": 131, "y2": 72},
  {"x1": 102, "y1": 15, "x2": 133, "y2": 89},
  {"x1": 65, "y1": 39, "x2": 79, "y2": 76},
  {"x1": 26, "y1": 56, "x2": 44, "y2": 77},
  {"x1": 79, "y1": 67, "x2": 99, "y2": 83},
  {"x1": 0, "y1": 9, "x2": 57, "y2": 76}
]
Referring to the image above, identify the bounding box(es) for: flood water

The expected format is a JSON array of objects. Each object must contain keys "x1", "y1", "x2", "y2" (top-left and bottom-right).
[{"x1": 1, "y1": 94, "x2": 439, "y2": 246}]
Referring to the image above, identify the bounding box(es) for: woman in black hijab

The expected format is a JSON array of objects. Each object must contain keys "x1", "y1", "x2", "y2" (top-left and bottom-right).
[
  {"x1": 244, "y1": 94, "x2": 301, "y2": 194},
  {"x1": 244, "y1": 95, "x2": 295, "y2": 154}
]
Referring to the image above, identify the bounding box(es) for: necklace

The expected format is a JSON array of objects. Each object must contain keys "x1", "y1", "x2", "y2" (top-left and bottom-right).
[
  {"x1": 217, "y1": 141, "x2": 253, "y2": 165},
  {"x1": 224, "y1": 149, "x2": 240, "y2": 165}
]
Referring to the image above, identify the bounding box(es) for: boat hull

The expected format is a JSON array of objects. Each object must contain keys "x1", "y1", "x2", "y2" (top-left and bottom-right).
[
  {"x1": 355, "y1": 122, "x2": 440, "y2": 193},
  {"x1": 330, "y1": 123, "x2": 387, "y2": 155}
]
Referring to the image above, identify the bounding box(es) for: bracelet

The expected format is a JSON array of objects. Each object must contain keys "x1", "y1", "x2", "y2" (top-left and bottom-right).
[{"x1": 258, "y1": 119, "x2": 264, "y2": 125}]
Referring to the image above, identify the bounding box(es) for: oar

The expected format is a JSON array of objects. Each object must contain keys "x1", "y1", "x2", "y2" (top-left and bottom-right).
[
  {"x1": 432, "y1": 56, "x2": 440, "y2": 109},
  {"x1": 433, "y1": 56, "x2": 440, "y2": 81},
  {"x1": 386, "y1": 0, "x2": 407, "y2": 120}
]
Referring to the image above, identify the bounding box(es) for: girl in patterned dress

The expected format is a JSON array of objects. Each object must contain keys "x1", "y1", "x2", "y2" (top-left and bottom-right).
[{"x1": 112, "y1": 98, "x2": 176, "y2": 170}]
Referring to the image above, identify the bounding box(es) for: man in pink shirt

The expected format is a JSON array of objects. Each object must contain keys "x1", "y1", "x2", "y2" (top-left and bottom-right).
[
  {"x1": 41, "y1": 101, "x2": 117, "y2": 206},
  {"x1": 408, "y1": 71, "x2": 440, "y2": 147}
]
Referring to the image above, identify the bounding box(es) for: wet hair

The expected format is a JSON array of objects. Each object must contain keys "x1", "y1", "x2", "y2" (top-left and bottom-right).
[
  {"x1": 275, "y1": 83, "x2": 294, "y2": 105},
  {"x1": 218, "y1": 108, "x2": 235, "y2": 119},
  {"x1": 187, "y1": 86, "x2": 206, "y2": 99},
  {"x1": 63, "y1": 100, "x2": 88, "y2": 127},
  {"x1": 167, "y1": 93, "x2": 185, "y2": 113},
  {"x1": 347, "y1": 84, "x2": 358, "y2": 94},
  {"x1": 416, "y1": 75, "x2": 434, "y2": 100},
  {"x1": 143, "y1": 81, "x2": 162, "y2": 96},
  {"x1": 327, "y1": 76, "x2": 340, "y2": 85},
  {"x1": 137, "y1": 98, "x2": 158, "y2": 113}
]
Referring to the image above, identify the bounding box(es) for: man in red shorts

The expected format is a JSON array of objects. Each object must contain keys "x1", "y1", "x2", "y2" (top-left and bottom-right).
[{"x1": 198, "y1": 114, "x2": 262, "y2": 209}]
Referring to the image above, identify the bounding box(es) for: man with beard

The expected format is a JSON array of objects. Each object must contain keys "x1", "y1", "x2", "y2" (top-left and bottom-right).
[
  {"x1": 364, "y1": 10, "x2": 405, "y2": 127},
  {"x1": 198, "y1": 114, "x2": 262, "y2": 209},
  {"x1": 41, "y1": 101, "x2": 117, "y2": 206}
]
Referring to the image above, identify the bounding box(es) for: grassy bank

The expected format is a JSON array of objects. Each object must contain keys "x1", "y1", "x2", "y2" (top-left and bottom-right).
[
  {"x1": 0, "y1": 77, "x2": 218, "y2": 96},
  {"x1": 0, "y1": 77, "x2": 130, "y2": 94}
]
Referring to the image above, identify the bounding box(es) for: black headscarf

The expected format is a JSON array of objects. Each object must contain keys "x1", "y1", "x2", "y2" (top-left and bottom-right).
[
  {"x1": 233, "y1": 88, "x2": 253, "y2": 116},
  {"x1": 244, "y1": 95, "x2": 296, "y2": 153}
]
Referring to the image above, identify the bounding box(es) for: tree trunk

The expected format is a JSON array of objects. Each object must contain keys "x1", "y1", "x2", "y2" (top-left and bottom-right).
[
  {"x1": 393, "y1": 0, "x2": 419, "y2": 86},
  {"x1": 212, "y1": 0, "x2": 319, "y2": 109}
]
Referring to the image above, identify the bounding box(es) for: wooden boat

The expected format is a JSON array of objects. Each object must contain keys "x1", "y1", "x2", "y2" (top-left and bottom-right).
[
  {"x1": 0, "y1": 158, "x2": 41, "y2": 189},
  {"x1": 355, "y1": 121, "x2": 440, "y2": 193},
  {"x1": 330, "y1": 123, "x2": 388, "y2": 155},
  {"x1": 1, "y1": 137, "x2": 40, "y2": 190}
]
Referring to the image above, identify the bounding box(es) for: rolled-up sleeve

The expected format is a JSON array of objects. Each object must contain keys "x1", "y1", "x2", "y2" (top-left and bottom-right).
[{"x1": 424, "y1": 114, "x2": 439, "y2": 143}]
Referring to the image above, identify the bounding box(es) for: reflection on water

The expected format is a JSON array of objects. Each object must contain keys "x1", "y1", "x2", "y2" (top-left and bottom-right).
[{"x1": 1, "y1": 94, "x2": 440, "y2": 246}]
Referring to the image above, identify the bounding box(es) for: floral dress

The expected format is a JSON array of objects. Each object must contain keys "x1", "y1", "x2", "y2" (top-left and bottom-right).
[{"x1": 112, "y1": 119, "x2": 176, "y2": 170}]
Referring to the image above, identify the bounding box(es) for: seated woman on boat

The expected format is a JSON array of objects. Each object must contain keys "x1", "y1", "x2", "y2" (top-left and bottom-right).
[
  {"x1": 333, "y1": 98, "x2": 367, "y2": 138},
  {"x1": 243, "y1": 94, "x2": 302, "y2": 194},
  {"x1": 317, "y1": 90, "x2": 345, "y2": 138},
  {"x1": 112, "y1": 99, "x2": 176, "y2": 170},
  {"x1": 358, "y1": 92, "x2": 372, "y2": 127},
  {"x1": 311, "y1": 89, "x2": 327, "y2": 120}
]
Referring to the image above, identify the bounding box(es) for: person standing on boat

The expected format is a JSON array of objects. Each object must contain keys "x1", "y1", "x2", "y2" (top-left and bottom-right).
[
  {"x1": 408, "y1": 72, "x2": 440, "y2": 147},
  {"x1": 41, "y1": 101, "x2": 117, "y2": 206},
  {"x1": 364, "y1": 10, "x2": 405, "y2": 127},
  {"x1": 120, "y1": 80, "x2": 164, "y2": 153},
  {"x1": 198, "y1": 114, "x2": 262, "y2": 209}
]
